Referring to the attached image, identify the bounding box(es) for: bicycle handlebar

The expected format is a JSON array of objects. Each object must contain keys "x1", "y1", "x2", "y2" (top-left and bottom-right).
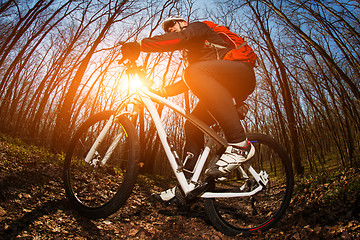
[{"x1": 119, "y1": 58, "x2": 155, "y2": 89}]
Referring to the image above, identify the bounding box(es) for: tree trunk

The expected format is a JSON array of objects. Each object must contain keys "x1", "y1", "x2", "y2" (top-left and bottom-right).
[{"x1": 51, "y1": 3, "x2": 127, "y2": 151}]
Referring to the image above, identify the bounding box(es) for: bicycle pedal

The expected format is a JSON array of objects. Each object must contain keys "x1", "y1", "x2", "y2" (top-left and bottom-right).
[{"x1": 186, "y1": 182, "x2": 210, "y2": 200}]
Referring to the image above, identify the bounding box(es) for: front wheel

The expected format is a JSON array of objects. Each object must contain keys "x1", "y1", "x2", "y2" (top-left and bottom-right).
[
  {"x1": 63, "y1": 111, "x2": 140, "y2": 219},
  {"x1": 203, "y1": 133, "x2": 294, "y2": 236}
]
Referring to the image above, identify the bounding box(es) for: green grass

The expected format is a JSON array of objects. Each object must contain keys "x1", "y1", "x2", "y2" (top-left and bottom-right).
[
  {"x1": 295, "y1": 168, "x2": 360, "y2": 205},
  {"x1": 0, "y1": 133, "x2": 64, "y2": 166}
]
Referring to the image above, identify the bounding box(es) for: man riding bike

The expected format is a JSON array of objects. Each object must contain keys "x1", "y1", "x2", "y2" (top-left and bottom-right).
[{"x1": 121, "y1": 16, "x2": 256, "y2": 202}]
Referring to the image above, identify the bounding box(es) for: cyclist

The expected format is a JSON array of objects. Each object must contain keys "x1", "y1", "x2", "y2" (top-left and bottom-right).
[{"x1": 121, "y1": 16, "x2": 256, "y2": 202}]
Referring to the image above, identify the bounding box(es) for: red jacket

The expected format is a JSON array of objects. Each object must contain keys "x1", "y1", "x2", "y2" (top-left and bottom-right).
[{"x1": 140, "y1": 21, "x2": 232, "y2": 65}]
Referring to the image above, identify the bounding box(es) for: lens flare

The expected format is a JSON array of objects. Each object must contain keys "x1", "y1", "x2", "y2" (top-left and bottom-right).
[{"x1": 128, "y1": 74, "x2": 143, "y2": 92}]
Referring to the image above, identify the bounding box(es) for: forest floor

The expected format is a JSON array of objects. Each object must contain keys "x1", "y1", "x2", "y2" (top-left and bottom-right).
[{"x1": 0, "y1": 135, "x2": 359, "y2": 239}]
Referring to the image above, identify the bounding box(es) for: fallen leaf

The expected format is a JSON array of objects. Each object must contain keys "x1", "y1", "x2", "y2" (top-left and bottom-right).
[
  {"x1": 341, "y1": 231, "x2": 351, "y2": 240},
  {"x1": 129, "y1": 228, "x2": 139, "y2": 236},
  {"x1": 0, "y1": 207, "x2": 6, "y2": 216},
  {"x1": 292, "y1": 233, "x2": 301, "y2": 240}
]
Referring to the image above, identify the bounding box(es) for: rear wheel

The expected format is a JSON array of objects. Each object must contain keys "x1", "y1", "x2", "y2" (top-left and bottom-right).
[
  {"x1": 204, "y1": 133, "x2": 294, "y2": 236},
  {"x1": 63, "y1": 111, "x2": 139, "y2": 218}
]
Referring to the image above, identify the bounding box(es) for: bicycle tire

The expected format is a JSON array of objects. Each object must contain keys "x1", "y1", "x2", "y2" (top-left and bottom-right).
[
  {"x1": 63, "y1": 111, "x2": 140, "y2": 219},
  {"x1": 203, "y1": 132, "x2": 294, "y2": 236}
]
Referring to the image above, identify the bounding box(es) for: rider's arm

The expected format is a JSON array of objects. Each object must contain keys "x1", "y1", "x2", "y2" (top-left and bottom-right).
[
  {"x1": 140, "y1": 22, "x2": 208, "y2": 52},
  {"x1": 141, "y1": 32, "x2": 183, "y2": 52},
  {"x1": 164, "y1": 80, "x2": 188, "y2": 96},
  {"x1": 150, "y1": 80, "x2": 189, "y2": 97}
]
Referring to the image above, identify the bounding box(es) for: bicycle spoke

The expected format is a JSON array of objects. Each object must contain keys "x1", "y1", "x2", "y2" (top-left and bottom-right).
[
  {"x1": 63, "y1": 112, "x2": 139, "y2": 218},
  {"x1": 203, "y1": 133, "x2": 294, "y2": 236}
]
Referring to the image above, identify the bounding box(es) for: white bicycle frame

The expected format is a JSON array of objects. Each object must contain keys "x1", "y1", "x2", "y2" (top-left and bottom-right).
[{"x1": 86, "y1": 76, "x2": 268, "y2": 199}]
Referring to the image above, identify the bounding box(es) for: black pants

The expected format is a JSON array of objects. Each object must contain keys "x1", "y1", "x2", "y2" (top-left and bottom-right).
[{"x1": 182, "y1": 60, "x2": 256, "y2": 171}]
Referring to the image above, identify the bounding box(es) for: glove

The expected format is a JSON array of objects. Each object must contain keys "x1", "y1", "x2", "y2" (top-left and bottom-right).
[{"x1": 121, "y1": 42, "x2": 141, "y2": 61}]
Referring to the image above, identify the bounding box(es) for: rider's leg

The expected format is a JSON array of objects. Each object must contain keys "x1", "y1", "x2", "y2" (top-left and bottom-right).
[
  {"x1": 183, "y1": 102, "x2": 216, "y2": 173},
  {"x1": 183, "y1": 60, "x2": 256, "y2": 178},
  {"x1": 153, "y1": 60, "x2": 256, "y2": 202}
]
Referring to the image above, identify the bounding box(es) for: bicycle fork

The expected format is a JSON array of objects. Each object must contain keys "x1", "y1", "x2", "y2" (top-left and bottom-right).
[
  {"x1": 84, "y1": 115, "x2": 115, "y2": 166},
  {"x1": 84, "y1": 114, "x2": 126, "y2": 167}
]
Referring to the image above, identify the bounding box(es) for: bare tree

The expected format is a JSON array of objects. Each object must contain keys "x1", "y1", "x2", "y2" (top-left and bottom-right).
[
  {"x1": 51, "y1": 0, "x2": 146, "y2": 151},
  {"x1": 258, "y1": 0, "x2": 360, "y2": 101}
]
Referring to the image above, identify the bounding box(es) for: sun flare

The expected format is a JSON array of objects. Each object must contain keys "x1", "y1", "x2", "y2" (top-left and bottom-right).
[{"x1": 127, "y1": 74, "x2": 143, "y2": 92}]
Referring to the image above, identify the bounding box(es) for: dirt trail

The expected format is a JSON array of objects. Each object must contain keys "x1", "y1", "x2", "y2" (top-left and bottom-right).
[{"x1": 0, "y1": 140, "x2": 359, "y2": 239}]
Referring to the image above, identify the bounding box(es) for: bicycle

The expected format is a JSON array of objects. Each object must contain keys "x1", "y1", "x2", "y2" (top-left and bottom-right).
[{"x1": 63, "y1": 59, "x2": 294, "y2": 236}]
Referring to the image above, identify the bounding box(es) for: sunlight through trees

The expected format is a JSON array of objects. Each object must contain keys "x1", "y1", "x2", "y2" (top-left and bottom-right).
[{"x1": 0, "y1": 0, "x2": 359, "y2": 174}]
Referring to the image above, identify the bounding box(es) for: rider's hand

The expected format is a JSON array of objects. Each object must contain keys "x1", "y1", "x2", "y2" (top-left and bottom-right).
[{"x1": 121, "y1": 42, "x2": 141, "y2": 61}]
